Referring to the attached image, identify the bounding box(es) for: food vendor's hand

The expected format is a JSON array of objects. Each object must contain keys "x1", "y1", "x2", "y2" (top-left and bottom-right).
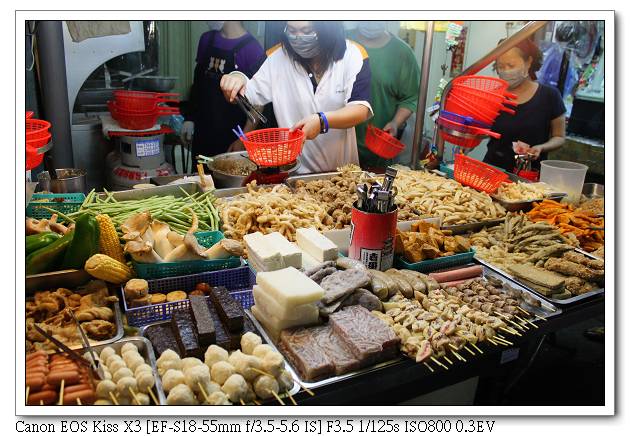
[
  {"x1": 383, "y1": 120, "x2": 399, "y2": 136},
  {"x1": 528, "y1": 145, "x2": 543, "y2": 160},
  {"x1": 220, "y1": 73, "x2": 246, "y2": 103},
  {"x1": 227, "y1": 139, "x2": 245, "y2": 153},
  {"x1": 290, "y1": 114, "x2": 321, "y2": 140}
]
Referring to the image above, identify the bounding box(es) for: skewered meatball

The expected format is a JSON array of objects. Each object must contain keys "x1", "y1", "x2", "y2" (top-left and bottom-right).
[
  {"x1": 93, "y1": 399, "x2": 113, "y2": 405},
  {"x1": 182, "y1": 357, "x2": 204, "y2": 372},
  {"x1": 113, "y1": 367, "x2": 134, "y2": 383},
  {"x1": 262, "y1": 352, "x2": 285, "y2": 378},
  {"x1": 162, "y1": 369, "x2": 185, "y2": 393},
  {"x1": 204, "y1": 345, "x2": 229, "y2": 368},
  {"x1": 184, "y1": 364, "x2": 211, "y2": 393},
  {"x1": 234, "y1": 353, "x2": 263, "y2": 382},
  {"x1": 205, "y1": 391, "x2": 231, "y2": 405},
  {"x1": 121, "y1": 343, "x2": 139, "y2": 355},
  {"x1": 252, "y1": 344, "x2": 275, "y2": 359},
  {"x1": 102, "y1": 370, "x2": 112, "y2": 380},
  {"x1": 211, "y1": 361, "x2": 235, "y2": 386},
  {"x1": 253, "y1": 375, "x2": 279, "y2": 400},
  {"x1": 131, "y1": 392, "x2": 150, "y2": 406},
  {"x1": 227, "y1": 350, "x2": 244, "y2": 367},
  {"x1": 221, "y1": 374, "x2": 248, "y2": 403},
  {"x1": 137, "y1": 372, "x2": 155, "y2": 394},
  {"x1": 134, "y1": 363, "x2": 153, "y2": 378},
  {"x1": 116, "y1": 376, "x2": 138, "y2": 398},
  {"x1": 96, "y1": 380, "x2": 117, "y2": 400},
  {"x1": 195, "y1": 380, "x2": 222, "y2": 403},
  {"x1": 106, "y1": 354, "x2": 124, "y2": 369},
  {"x1": 157, "y1": 349, "x2": 180, "y2": 364},
  {"x1": 240, "y1": 332, "x2": 262, "y2": 355},
  {"x1": 99, "y1": 346, "x2": 116, "y2": 362},
  {"x1": 125, "y1": 354, "x2": 146, "y2": 372},
  {"x1": 108, "y1": 359, "x2": 127, "y2": 374},
  {"x1": 166, "y1": 384, "x2": 198, "y2": 405},
  {"x1": 276, "y1": 370, "x2": 294, "y2": 393}
]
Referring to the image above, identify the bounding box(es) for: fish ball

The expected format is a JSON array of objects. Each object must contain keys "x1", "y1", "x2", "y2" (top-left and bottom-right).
[
  {"x1": 108, "y1": 359, "x2": 127, "y2": 374},
  {"x1": 157, "y1": 359, "x2": 182, "y2": 377},
  {"x1": 105, "y1": 354, "x2": 124, "y2": 368},
  {"x1": 121, "y1": 343, "x2": 138, "y2": 355},
  {"x1": 96, "y1": 380, "x2": 117, "y2": 400},
  {"x1": 227, "y1": 350, "x2": 244, "y2": 367},
  {"x1": 276, "y1": 370, "x2": 294, "y2": 393},
  {"x1": 162, "y1": 369, "x2": 185, "y2": 393},
  {"x1": 205, "y1": 391, "x2": 231, "y2": 405},
  {"x1": 102, "y1": 370, "x2": 112, "y2": 381},
  {"x1": 137, "y1": 372, "x2": 155, "y2": 394},
  {"x1": 234, "y1": 354, "x2": 263, "y2": 382},
  {"x1": 181, "y1": 357, "x2": 204, "y2": 372},
  {"x1": 184, "y1": 365, "x2": 211, "y2": 392},
  {"x1": 204, "y1": 345, "x2": 229, "y2": 368},
  {"x1": 221, "y1": 374, "x2": 248, "y2": 403},
  {"x1": 131, "y1": 392, "x2": 150, "y2": 406},
  {"x1": 156, "y1": 349, "x2": 180, "y2": 366},
  {"x1": 134, "y1": 364, "x2": 153, "y2": 378},
  {"x1": 116, "y1": 376, "x2": 138, "y2": 397},
  {"x1": 94, "y1": 399, "x2": 113, "y2": 405},
  {"x1": 211, "y1": 361, "x2": 235, "y2": 386},
  {"x1": 252, "y1": 344, "x2": 275, "y2": 359},
  {"x1": 113, "y1": 367, "x2": 134, "y2": 383},
  {"x1": 262, "y1": 352, "x2": 285, "y2": 378},
  {"x1": 126, "y1": 354, "x2": 146, "y2": 372},
  {"x1": 253, "y1": 375, "x2": 279, "y2": 400},
  {"x1": 99, "y1": 346, "x2": 116, "y2": 362},
  {"x1": 240, "y1": 332, "x2": 262, "y2": 355},
  {"x1": 166, "y1": 384, "x2": 198, "y2": 405}
]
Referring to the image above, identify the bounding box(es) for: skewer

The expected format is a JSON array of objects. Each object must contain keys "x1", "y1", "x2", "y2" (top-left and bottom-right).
[
  {"x1": 423, "y1": 362, "x2": 435, "y2": 373},
  {"x1": 443, "y1": 355, "x2": 454, "y2": 365},
  {"x1": 448, "y1": 344, "x2": 466, "y2": 362},
  {"x1": 517, "y1": 315, "x2": 538, "y2": 329},
  {"x1": 197, "y1": 383, "x2": 210, "y2": 404},
  {"x1": 251, "y1": 367, "x2": 274, "y2": 378},
  {"x1": 430, "y1": 356, "x2": 448, "y2": 369},
  {"x1": 496, "y1": 337, "x2": 514, "y2": 346},
  {"x1": 500, "y1": 327, "x2": 520, "y2": 336},
  {"x1": 128, "y1": 387, "x2": 140, "y2": 405},
  {"x1": 471, "y1": 343, "x2": 483, "y2": 354},
  {"x1": 240, "y1": 398, "x2": 246, "y2": 406},
  {"x1": 463, "y1": 345, "x2": 476, "y2": 356},
  {"x1": 40, "y1": 400, "x2": 44, "y2": 405},
  {"x1": 507, "y1": 319, "x2": 527, "y2": 331},
  {"x1": 493, "y1": 336, "x2": 510, "y2": 345},
  {"x1": 253, "y1": 399, "x2": 262, "y2": 406},
  {"x1": 58, "y1": 379, "x2": 65, "y2": 405},
  {"x1": 25, "y1": 386, "x2": 30, "y2": 404},
  {"x1": 517, "y1": 307, "x2": 532, "y2": 316},
  {"x1": 109, "y1": 392, "x2": 119, "y2": 405},
  {"x1": 286, "y1": 392, "x2": 297, "y2": 406},
  {"x1": 534, "y1": 314, "x2": 547, "y2": 322},
  {"x1": 147, "y1": 387, "x2": 159, "y2": 405},
  {"x1": 271, "y1": 391, "x2": 285, "y2": 405},
  {"x1": 291, "y1": 377, "x2": 314, "y2": 396},
  {"x1": 76, "y1": 398, "x2": 82, "y2": 405},
  {"x1": 487, "y1": 338, "x2": 499, "y2": 346}
]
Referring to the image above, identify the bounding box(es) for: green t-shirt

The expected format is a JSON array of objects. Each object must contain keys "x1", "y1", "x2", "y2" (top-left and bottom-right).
[{"x1": 349, "y1": 33, "x2": 421, "y2": 169}]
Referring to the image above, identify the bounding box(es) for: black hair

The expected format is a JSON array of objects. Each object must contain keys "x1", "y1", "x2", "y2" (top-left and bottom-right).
[
  {"x1": 495, "y1": 37, "x2": 543, "y2": 80},
  {"x1": 280, "y1": 21, "x2": 347, "y2": 73}
]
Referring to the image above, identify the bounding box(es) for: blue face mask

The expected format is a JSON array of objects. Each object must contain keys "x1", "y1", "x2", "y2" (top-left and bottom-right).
[
  {"x1": 357, "y1": 22, "x2": 387, "y2": 39},
  {"x1": 286, "y1": 33, "x2": 320, "y2": 59}
]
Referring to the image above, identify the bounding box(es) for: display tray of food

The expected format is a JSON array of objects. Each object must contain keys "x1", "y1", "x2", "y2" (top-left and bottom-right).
[
  {"x1": 470, "y1": 214, "x2": 604, "y2": 306},
  {"x1": 440, "y1": 219, "x2": 505, "y2": 235},
  {"x1": 25, "y1": 337, "x2": 166, "y2": 405},
  {"x1": 140, "y1": 323, "x2": 301, "y2": 405},
  {"x1": 26, "y1": 280, "x2": 124, "y2": 354},
  {"x1": 26, "y1": 269, "x2": 93, "y2": 295},
  {"x1": 491, "y1": 181, "x2": 567, "y2": 212}
]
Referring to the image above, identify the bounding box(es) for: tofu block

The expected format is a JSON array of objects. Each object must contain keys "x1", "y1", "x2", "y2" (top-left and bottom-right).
[
  {"x1": 256, "y1": 267, "x2": 325, "y2": 308},
  {"x1": 253, "y1": 285, "x2": 319, "y2": 321},
  {"x1": 296, "y1": 228, "x2": 338, "y2": 262},
  {"x1": 251, "y1": 305, "x2": 319, "y2": 342},
  {"x1": 265, "y1": 232, "x2": 302, "y2": 269},
  {"x1": 244, "y1": 232, "x2": 284, "y2": 271}
]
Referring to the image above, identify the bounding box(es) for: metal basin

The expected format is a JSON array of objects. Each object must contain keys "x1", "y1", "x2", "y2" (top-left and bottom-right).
[
  {"x1": 208, "y1": 151, "x2": 300, "y2": 188},
  {"x1": 582, "y1": 183, "x2": 604, "y2": 198},
  {"x1": 132, "y1": 76, "x2": 177, "y2": 92}
]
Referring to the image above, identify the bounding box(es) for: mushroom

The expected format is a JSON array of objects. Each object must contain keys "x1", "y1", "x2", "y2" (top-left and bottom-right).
[
  {"x1": 163, "y1": 210, "x2": 207, "y2": 262},
  {"x1": 151, "y1": 220, "x2": 176, "y2": 258},
  {"x1": 121, "y1": 212, "x2": 152, "y2": 241},
  {"x1": 26, "y1": 218, "x2": 51, "y2": 235},
  {"x1": 124, "y1": 240, "x2": 163, "y2": 264}
]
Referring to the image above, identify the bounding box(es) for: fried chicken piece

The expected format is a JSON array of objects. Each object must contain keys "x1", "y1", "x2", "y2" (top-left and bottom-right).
[{"x1": 81, "y1": 320, "x2": 116, "y2": 340}]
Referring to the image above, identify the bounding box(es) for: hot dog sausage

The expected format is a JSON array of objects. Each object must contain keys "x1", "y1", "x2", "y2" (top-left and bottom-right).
[
  {"x1": 26, "y1": 375, "x2": 45, "y2": 392},
  {"x1": 63, "y1": 389, "x2": 95, "y2": 405},
  {"x1": 26, "y1": 350, "x2": 48, "y2": 361},
  {"x1": 429, "y1": 265, "x2": 484, "y2": 283},
  {"x1": 47, "y1": 371, "x2": 80, "y2": 386},
  {"x1": 26, "y1": 390, "x2": 57, "y2": 405},
  {"x1": 64, "y1": 383, "x2": 93, "y2": 394}
]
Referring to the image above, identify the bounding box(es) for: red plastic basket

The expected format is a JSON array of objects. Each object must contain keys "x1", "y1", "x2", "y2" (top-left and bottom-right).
[
  {"x1": 26, "y1": 141, "x2": 45, "y2": 170},
  {"x1": 26, "y1": 119, "x2": 51, "y2": 140},
  {"x1": 365, "y1": 125, "x2": 405, "y2": 159},
  {"x1": 452, "y1": 75, "x2": 517, "y2": 99},
  {"x1": 240, "y1": 128, "x2": 305, "y2": 167},
  {"x1": 454, "y1": 153, "x2": 510, "y2": 193},
  {"x1": 445, "y1": 94, "x2": 499, "y2": 125},
  {"x1": 109, "y1": 101, "x2": 179, "y2": 130},
  {"x1": 113, "y1": 90, "x2": 179, "y2": 111},
  {"x1": 438, "y1": 117, "x2": 501, "y2": 139},
  {"x1": 514, "y1": 169, "x2": 540, "y2": 182},
  {"x1": 26, "y1": 111, "x2": 34, "y2": 119},
  {"x1": 451, "y1": 85, "x2": 517, "y2": 112}
]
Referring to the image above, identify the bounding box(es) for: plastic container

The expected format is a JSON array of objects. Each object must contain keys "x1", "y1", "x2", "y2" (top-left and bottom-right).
[
  {"x1": 394, "y1": 249, "x2": 476, "y2": 273},
  {"x1": 123, "y1": 266, "x2": 255, "y2": 326},
  {"x1": 365, "y1": 125, "x2": 405, "y2": 158},
  {"x1": 132, "y1": 231, "x2": 242, "y2": 279},
  {"x1": 26, "y1": 192, "x2": 86, "y2": 219},
  {"x1": 540, "y1": 160, "x2": 588, "y2": 204},
  {"x1": 454, "y1": 153, "x2": 510, "y2": 193},
  {"x1": 240, "y1": 127, "x2": 305, "y2": 167}
]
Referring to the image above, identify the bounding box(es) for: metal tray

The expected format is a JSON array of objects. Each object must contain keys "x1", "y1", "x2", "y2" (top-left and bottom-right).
[
  {"x1": 213, "y1": 184, "x2": 278, "y2": 199},
  {"x1": 475, "y1": 255, "x2": 604, "y2": 307},
  {"x1": 26, "y1": 269, "x2": 92, "y2": 295},
  {"x1": 441, "y1": 219, "x2": 504, "y2": 235},
  {"x1": 245, "y1": 310, "x2": 403, "y2": 391},
  {"x1": 97, "y1": 182, "x2": 204, "y2": 201},
  {"x1": 71, "y1": 336, "x2": 167, "y2": 405},
  {"x1": 139, "y1": 320, "x2": 301, "y2": 404},
  {"x1": 491, "y1": 193, "x2": 567, "y2": 213}
]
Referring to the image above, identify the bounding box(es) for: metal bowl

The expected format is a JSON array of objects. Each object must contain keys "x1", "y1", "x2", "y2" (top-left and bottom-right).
[
  {"x1": 208, "y1": 151, "x2": 300, "y2": 188},
  {"x1": 582, "y1": 183, "x2": 604, "y2": 198},
  {"x1": 132, "y1": 76, "x2": 177, "y2": 93}
]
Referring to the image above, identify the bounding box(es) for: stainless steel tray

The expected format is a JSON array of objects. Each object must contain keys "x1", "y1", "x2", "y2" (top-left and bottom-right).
[
  {"x1": 245, "y1": 310, "x2": 403, "y2": 391},
  {"x1": 213, "y1": 184, "x2": 278, "y2": 199},
  {"x1": 490, "y1": 193, "x2": 567, "y2": 213},
  {"x1": 71, "y1": 336, "x2": 166, "y2": 405},
  {"x1": 475, "y1": 255, "x2": 604, "y2": 307},
  {"x1": 26, "y1": 269, "x2": 92, "y2": 294},
  {"x1": 139, "y1": 320, "x2": 301, "y2": 404},
  {"x1": 441, "y1": 219, "x2": 504, "y2": 234},
  {"x1": 97, "y1": 182, "x2": 204, "y2": 201}
]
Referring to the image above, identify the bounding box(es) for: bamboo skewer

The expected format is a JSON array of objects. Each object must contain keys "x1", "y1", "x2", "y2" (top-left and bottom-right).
[
  {"x1": 517, "y1": 307, "x2": 532, "y2": 316},
  {"x1": 147, "y1": 387, "x2": 159, "y2": 405},
  {"x1": 443, "y1": 355, "x2": 454, "y2": 365},
  {"x1": 423, "y1": 362, "x2": 435, "y2": 373},
  {"x1": 464, "y1": 345, "x2": 476, "y2": 356},
  {"x1": 493, "y1": 337, "x2": 510, "y2": 345},
  {"x1": 497, "y1": 337, "x2": 514, "y2": 346},
  {"x1": 508, "y1": 319, "x2": 527, "y2": 331},
  {"x1": 252, "y1": 367, "x2": 274, "y2": 378},
  {"x1": 487, "y1": 338, "x2": 499, "y2": 345},
  {"x1": 293, "y1": 378, "x2": 314, "y2": 397},
  {"x1": 253, "y1": 399, "x2": 262, "y2": 406},
  {"x1": 197, "y1": 383, "x2": 210, "y2": 404},
  {"x1": 240, "y1": 399, "x2": 246, "y2": 406},
  {"x1": 271, "y1": 391, "x2": 285, "y2": 405},
  {"x1": 128, "y1": 387, "x2": 140, "y2": 405},
  {"x1": 448, "y1": 344, "x2": 466, "y2": 362},
  {"x1": 58, "y1": 379, "x2": 66, "y2": 406},
  {"x1": 76, "y1": 398, "x2": 82, "y2": 405},
  {"x1": 471, "y1": 343, "x2": 484, "y2": 354},
  {"x1": 109, "y1": 392, "x2": 119, "y2": 405},
  {"x1": 517, "y1": 315, "x2": 538, "y2": 328},
  {"x1": 40, "y1": 400, "x2": 44, "y2": 405},
  {"x1": 25, "y1": 386, "x2": 30, "y2": 404},
  {"x1": 430, "y1": 356, "x2": 448, "y2": 369},
  {"x1": 286, "y1": 392, "x2": 297, "y2": 406},
  {"x1": 500, "y1": 326, "x2": 521, "y2": 336}
]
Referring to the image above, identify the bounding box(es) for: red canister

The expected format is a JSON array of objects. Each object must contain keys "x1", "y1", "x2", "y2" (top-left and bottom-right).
[{"x1": 349, "y1": 205, "x2": 398, "y2": 271}]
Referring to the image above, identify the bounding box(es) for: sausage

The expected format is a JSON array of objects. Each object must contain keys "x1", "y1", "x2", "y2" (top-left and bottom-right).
[
  {"x1": 26, "y1": 355, "x2": 48, "y2": 365},
  {"x1": 49, "y1": 364, "x2": 79, "y2": 373},
  {"x1": 384, "y1": 270, "x2": 413, "y2": 298},
  {"x1": 27, "y1": 390, "x2": 57, "y2": 405},
  {"x1": 336, "y1": 257, "x2": 367, "y2": 271},
  {"x1": 366, "y1": 271, "x2": 389, "y2": 300},
  {"x1": 64, "y1": 383, "x2": 94, "y2": 394},
  {"x1": 26, "y1": 364, "x2": 49, "y2": 375},
  {"x1": 396, "y1": 269, "x2": 428, "y2": 295},
  {"x1": 63, "y1": 389, "x2": 95, "y2": 405},
  {"x1": 369, "y1": 269, "x2": 400, "y2": 296},
  {"x1": 26, "y1": 350, "x2": 48, "y2": 361},
  {"x1": 26, "y1": 375, "x2": 45, "y2": 392},
  {"x1": 47, "y1": 371, "x2": 80, "y2": 386},
  {"x1": 429, "y1": 265, "x2": 484, "y2": 283}
]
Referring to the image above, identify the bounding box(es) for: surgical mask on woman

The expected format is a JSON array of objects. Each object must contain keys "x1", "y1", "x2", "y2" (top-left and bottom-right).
[
  {"x1": 206, "y1": 21, "x2": 225, "y2": 31},
  {"x1": 498, "y1": 67, "x2": 528, "y2": 89},
  {"x1": 357, "y1": 21, "x2": 387, "y2": 39},
  {"x1": 286, "y1": 33, "x2": 320, "y2": 59}
]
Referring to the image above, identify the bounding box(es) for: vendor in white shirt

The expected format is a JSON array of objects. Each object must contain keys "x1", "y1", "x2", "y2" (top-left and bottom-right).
[{"x1": 220, "y1": 21, "x2": 373, "y2": 173}]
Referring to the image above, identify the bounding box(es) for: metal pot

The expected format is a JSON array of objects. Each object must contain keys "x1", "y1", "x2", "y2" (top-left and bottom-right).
[
  {"x1": 132, "y1": 76, "x2": 178, "y2": 93},
  {"x1": 207, "y1": 152, "x2": 300, "y2": 188},
  {"x1": 47, "y1": 168, "x2": 88, "y2": 193}
]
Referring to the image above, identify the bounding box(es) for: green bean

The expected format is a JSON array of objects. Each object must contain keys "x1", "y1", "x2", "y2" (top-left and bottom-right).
[{"x1": 41, "y1": 206, "x2": 76, "y2": 223}]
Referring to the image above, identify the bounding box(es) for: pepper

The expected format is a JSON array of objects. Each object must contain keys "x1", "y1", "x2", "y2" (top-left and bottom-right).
[
  {"x1": 26, "y1": 232, "x2": 60, "y2": 256},
  {"x1": 26, "y1": 230, "x2": 74, "y2": 275},
  {"x1": 61, "y1": 214, "x2": 100, "y2": 269}
]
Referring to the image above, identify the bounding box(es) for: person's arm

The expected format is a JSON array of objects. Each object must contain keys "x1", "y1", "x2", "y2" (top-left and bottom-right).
[
  {"x1": 290, "y1": 105, "x2": 371, "y2": 139},
  {"x1": 384, "y1": 45, "x2": 421, "y2": 135},
  {"x1": 383, "y1": 107, "x2": 413, "y2": 135},
  {"x1": 220, "y1": 58, "x2": 273, "y2": 106},
  {"x1": 526, "y1": 115, "x2": 566, "y2": 159}
]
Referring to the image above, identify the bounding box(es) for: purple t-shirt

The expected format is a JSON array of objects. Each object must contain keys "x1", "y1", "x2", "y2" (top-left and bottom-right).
[{"x1": 196, "y1": 31, "x2": 265, "y2": 77}]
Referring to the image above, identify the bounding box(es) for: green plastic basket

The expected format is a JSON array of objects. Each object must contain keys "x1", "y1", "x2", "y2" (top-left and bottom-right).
[
  {"x1": 133, "y1": 231, "x2": 242, "y2": 279},
  {"x1": 394, "y1": 249, "x2": 476, "y2": 273},
  {"x1": 26, "y1": 193, "x2": 85, "y2": 220}
]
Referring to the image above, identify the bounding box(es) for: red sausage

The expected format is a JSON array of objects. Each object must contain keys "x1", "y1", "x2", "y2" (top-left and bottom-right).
[
  {"x1": 47, "y1": 371, "x2": 80, "y2": 386},
  {"x1": 26, "y1": 350, "x2": 48, "y2": 361},
  {"x1": 63, "y1": 389, "x2": 95, "y2": 405},
  {"x1": 26, "y1": 375, "x2": 45, "y2": 392},
  {"x1": 64, "y1": 383, "x2": 93, "y2": 394},
  {"x1": 27, "y1": 390, "x2": 57, "y2": 405},
  {"x1": 26, "y1": 358, "x2": 48, "y2": 368},
  {"x1": 26, "y1": 364, "x2": 49, "y2": 374},
  {"x1": 49, "y1": 364, "x2": 78, "y2": 373},
  {"x1": 429, "y1": 265, "x2": 484, "y2": 283}
]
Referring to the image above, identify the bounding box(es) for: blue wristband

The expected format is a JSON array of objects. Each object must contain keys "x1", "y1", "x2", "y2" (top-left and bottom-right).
[{"x1": 318, "y1": 112, "x2": 329, "y2": 134}]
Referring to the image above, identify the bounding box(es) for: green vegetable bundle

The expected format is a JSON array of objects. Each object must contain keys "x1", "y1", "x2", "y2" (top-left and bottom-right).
[{"x1": 68, "y1": 188, "x2": 221, "y2": 236}]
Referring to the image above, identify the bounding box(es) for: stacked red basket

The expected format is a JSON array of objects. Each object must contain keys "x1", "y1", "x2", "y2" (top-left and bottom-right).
[
  {"x1": 109, "y1": 90, "x2": 180, "y2": 130},
  {"x1": 26, "y1": 114, "x2": 51, "y2": 170}
]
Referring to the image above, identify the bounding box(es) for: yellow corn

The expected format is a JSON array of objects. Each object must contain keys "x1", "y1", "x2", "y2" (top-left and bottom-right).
[
  {"x1": 96, "y1": 214, "x2": 126, "y2": 263},
  {"x1": 85, "y1": 254, "x2": 134, "y2": 284}
]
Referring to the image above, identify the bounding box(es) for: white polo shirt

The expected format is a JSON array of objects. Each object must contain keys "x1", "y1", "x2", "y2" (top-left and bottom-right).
[{"x1": 234, "y1": 40, "x2": 373, "y2": 174}]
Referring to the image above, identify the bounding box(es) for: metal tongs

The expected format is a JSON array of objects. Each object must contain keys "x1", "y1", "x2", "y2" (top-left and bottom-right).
[
  {"x1": 69, "y1": 311, "x2": 106, "y2": 380},
  {"x1": 236, "y1": 94, "x2": 267, "y2": 125}
]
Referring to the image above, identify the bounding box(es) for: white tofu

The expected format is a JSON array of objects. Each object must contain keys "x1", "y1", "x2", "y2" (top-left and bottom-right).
[
  {"x1": 256, "y1": 267, "x2": 325, "y2": 307},
  {"x1": 296, "y1": 228, "x2": 338, "y2": 262},
  {"x1": 251, "y1": 305, "x2": 319, "y2": 341},
  {"x1": 264, "y1": 232, "x2": 302, "y2": 269},
  {"x1": 244, "y1": 232, "x2": 284, "y2": 271},
  {"x1": 252, "y1": 285, "x2": 319, "y2": 321}
]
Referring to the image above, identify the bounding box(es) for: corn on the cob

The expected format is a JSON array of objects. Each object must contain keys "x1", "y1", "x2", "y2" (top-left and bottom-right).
[
  {"x1": 96, "y1": 214, "x2": 126, "y2": 263},
  {"x1": 85, "y1": 254, "x2": 134, "y2": 284}
]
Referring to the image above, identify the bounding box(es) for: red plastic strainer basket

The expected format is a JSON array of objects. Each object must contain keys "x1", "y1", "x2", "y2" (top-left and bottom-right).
[
  {"x1": 365, "y1": 125, "x2": 405, "y2": 159},
  {"x1": 454, "y1": 153, "x2": 510, "y2": 193},
  {"x1": 26, "y1": 119, "x2": 51, "y2": 140},
  {"x1": 452, "y1": 85, "x2": 517, "y2": 108},
  {"x1": 26, "y1": 141, "x2": 45, "y2": 170},
  {"x1": 445, "y1": 93, "x2": 500, "y2": 125},
  {"x1": 113, "y1": 90, "x2": 179, "y2": 111},
  {"x1": 240, "y1": 128, "x2": 305, "y2": 167},
  {"x1": 452, "y1": 75, "x2": 517, "y2": 99},
  {"x1": 109, "y1": 101, "x2": 179, "y2": 130}
]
